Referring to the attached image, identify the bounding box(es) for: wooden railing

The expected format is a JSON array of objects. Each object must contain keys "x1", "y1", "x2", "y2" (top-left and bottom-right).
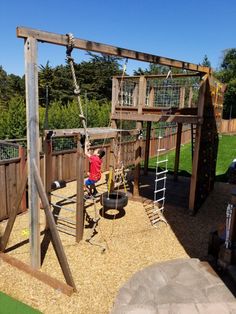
[{"x1": 112, "y1": 75, "x2": 201, "y2": 110}]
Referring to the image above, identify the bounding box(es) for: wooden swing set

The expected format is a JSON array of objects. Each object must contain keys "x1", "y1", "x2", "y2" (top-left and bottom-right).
[{"x1": 0, "y1": 26, "x2": 225, "y2": 294}]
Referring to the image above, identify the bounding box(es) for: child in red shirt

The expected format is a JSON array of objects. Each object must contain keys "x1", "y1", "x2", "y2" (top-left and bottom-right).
[{"x1": 85, "y1": 143, "x2": 105, "y2": 197}]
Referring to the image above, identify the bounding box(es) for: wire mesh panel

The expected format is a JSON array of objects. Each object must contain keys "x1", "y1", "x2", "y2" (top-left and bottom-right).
[
  {"x1": 52, "y1": 136, "x2": 77, "y2": 152},
  {"x1": 0, "y1": 141, "x2": 19, "y2": 160},
  {"x1": 146, "y1": 77, "x2": 201, "y2": 108},
  {"x1": 116, "y1": 75, "x2": 201, "y2": 109}
]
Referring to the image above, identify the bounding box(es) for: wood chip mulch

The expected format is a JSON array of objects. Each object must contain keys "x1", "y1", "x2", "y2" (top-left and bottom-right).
[{"x1": 0, "y1": 176, "x2": 233, "y2": 314}]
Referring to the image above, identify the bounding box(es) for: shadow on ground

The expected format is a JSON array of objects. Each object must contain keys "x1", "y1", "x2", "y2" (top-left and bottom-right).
[{"x1": 133, "y1": 170, "x2": 236, "y2": 295}]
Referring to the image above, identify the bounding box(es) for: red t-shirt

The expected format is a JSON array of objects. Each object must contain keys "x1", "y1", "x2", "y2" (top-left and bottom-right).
[{"x1": 89, "y1": 155, "x2": 102, "y2": 181}]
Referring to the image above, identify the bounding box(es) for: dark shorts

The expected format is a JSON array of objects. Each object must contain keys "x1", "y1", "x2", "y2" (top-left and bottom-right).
[{"x1": 85, "y1": 178, "x2": 98, "y2": 186}]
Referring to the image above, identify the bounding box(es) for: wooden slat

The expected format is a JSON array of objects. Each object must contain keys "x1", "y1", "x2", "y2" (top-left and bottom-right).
[
  {"x1": 6, "y1": 163, "x2": 17, "y2": 217},
  {"x1": 19, "y1": 146, "x2": 27, "y2": 212},
  {"x1": 70, "y1": 152, "x2": 77, "y2": 181},
  {"x1": 16, "y1": 27, "x2": 211, "y2": 74},
  {"x1": 32, "y1": 159, "x2": 76, "y2": 291},
  {"x1": 0, "y1": 165, "x2": 7, "y2": 220},
  {"x1": 64, "y1": 154, "x2": 70, "y2": 181},
  {"x1": 58, "y1": 155, "x2": 63, "y2": 180},
  {"x1": 0, "y1": 253, "x2": 74, "y2": 296},
  {"x1": 52, "y1": 155, "x2": 57, "y2": 181},
  {"x1": 16, "y1": 161, "x2": 23, "y2": 213}
]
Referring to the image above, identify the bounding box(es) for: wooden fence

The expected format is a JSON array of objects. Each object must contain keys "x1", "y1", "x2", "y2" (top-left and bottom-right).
[
  {"x1": 221, "y1": 119, "x2": 236, "y2": 134},
  {"x1": 0, "y1": 128, "x2": 191, "y2": 221},
  {"x1": 0, "y1": 146, "x2": 27, "y2": 221}
]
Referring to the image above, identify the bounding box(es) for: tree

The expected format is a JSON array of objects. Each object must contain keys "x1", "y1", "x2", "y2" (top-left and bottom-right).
[
  {"x1": 215, "y1": 49, "x2": 236, "y2": 119},
  {"x1": 0, "y1": 67, "x2": 24, "y2": 109},
  {"x1": 0, "y1": 66, "x2": 9, "y2": 108},
  {"x1": 0, "y1": 109, "x2": 8, "y2": 139},
  {"x1": 6, "y1": 96, "x2": 26, "y2": 139},
  {"x1": 201, "y1": 55, "x2": 211, "y2": 68},
  {"x1": 133, "y1": 63, "x2": 185, "y2": 76},
  {"x1": 37, "y1": 53, "x2": 122, "y2": 105},
  {"x1": 75, "y1": 52, "x2": 122, "y2": 101}
]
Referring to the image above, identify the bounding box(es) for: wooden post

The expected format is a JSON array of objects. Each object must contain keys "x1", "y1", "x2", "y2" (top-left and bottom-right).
[
  {"x1": 188, "y1": 87, "x2": 193, "y2": 107},
  {"x1": 148, "y1": 87, "x2": 155, "y2": 107},
  {"x1": 144, "y1": 121, "x2": 151, "y2": 175},
  {"x1": 44, "y1": 135, "x2": 53, "y2": 200},
  {"x1": 133, "y1": 76, "x2": 146, "y2": 197},
  {"x1": 133, "y1": 81, "x2": 139, "y2": 107},
  {"x1": 179, "y1": 87, "x2": 185, "y2": 108},
  {"x1": 43, "y1": 135, "x2": 53, "y2": 228},
  {"x1": 173, "y1": 123, "x2": 182, "y2": 181},
  {"x1": 111, "y1": 77, "x2": 119, "y2": 129},
  {"x1": 25, "y1": 36, "x2": 40, "y2": 269},
  {"x1": 76, "y1": 135, "x2": 85, "y2": 242}
]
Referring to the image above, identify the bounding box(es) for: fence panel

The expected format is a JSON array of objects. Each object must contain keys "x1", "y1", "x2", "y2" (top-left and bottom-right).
[
  {"x1": 0, "y1": 164, "x2": 8, "y2": 219},
  {"x1": 221, "y1": 119, "x2": 236, "y2": 133},
  {"x1": 0, "y1": 158, "x2": 26, "y2": 221}
]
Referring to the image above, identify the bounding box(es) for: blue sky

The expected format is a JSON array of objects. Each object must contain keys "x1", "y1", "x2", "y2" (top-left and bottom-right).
[{"x1": 0, "y1": 0, "x2": 235, "y2": 76}]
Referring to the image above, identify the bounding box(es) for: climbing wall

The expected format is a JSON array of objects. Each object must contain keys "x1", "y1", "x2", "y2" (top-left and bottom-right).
[{"x1": 193, "y1": 78, "x2": 221, "y2": 212}]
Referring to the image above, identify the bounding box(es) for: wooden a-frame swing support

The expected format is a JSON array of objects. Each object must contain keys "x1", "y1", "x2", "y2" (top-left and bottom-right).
[{"x1": 9, "y1": 26, "x2": 221, "y2": 291}]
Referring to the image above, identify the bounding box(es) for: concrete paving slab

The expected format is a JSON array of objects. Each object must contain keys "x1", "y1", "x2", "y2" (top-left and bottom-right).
[{"x1": 111, "y1": 258, "x2": 236, "y2": 314}]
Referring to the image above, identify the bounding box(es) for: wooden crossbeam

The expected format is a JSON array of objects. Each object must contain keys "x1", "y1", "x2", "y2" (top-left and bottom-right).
[
  {"x1": 0, "y1": 253, "x2": 74, "y2": 296},
  {"x1": 114, "y1": 73, "x2": 201, "y2": 79},
  {"x1": 112, "y1": 113, "x2": 202, "y2": 124},
  {"x1": 16, "y1": 27, "x2": 211, "y2": 74}
]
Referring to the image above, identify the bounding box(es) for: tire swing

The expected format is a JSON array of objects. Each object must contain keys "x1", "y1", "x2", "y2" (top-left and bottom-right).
[{"x1": 100, "y1": 191, "x2": 128, "y2": 220}]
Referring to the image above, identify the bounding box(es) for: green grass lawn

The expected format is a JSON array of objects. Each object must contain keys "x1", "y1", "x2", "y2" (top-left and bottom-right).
[
  {"x1": 148, "y1": 135, "x2": 236, "y2": 182},
  {"x1": 0, "y1": 291, "x2": 41, "y2": 314}
]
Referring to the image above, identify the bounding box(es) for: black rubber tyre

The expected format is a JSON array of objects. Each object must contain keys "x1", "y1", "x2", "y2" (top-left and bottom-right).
[{"x1": 100, "y1": 191, "x2": 128, "y2": 210}]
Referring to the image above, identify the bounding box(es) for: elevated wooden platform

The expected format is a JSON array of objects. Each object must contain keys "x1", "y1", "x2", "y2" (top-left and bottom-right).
[{"x1": 45, "y1": 127, "x2": 139, "y2": 140}]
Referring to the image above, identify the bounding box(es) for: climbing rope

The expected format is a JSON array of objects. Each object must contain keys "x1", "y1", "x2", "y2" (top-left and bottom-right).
[{"x1": 66, "y1": 33, "x2": 89, "y2": 141}]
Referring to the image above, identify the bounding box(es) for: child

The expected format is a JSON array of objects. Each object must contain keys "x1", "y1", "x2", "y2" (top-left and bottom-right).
[{"x1": 85, "y1": 142, "x2": 105, "y2": 197}]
